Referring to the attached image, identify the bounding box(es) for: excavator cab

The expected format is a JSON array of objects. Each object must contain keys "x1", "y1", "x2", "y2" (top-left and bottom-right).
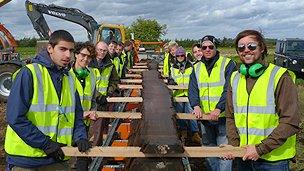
[{"x1": 97, "y1": 24, "x2": 125, "y2": 44}]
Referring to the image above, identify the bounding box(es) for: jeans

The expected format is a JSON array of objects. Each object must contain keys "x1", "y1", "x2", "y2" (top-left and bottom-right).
[
  {"x1": 237, "y1": 158, "x2": 290, "y2": 171},
  {"x1": 202, "y1": 117, "x2": 232, "y2": 171},
  {"x1": 10, "y1": 162, "x2": 69, "y2": 171},
  {"x1": 174, "y1": 102, "x2": 199, "y2": 132}
]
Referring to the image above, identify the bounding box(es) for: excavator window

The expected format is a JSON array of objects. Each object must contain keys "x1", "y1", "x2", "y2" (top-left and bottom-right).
[{"x1": 101, "y1": 27, "x2": 122, "y2": 44}]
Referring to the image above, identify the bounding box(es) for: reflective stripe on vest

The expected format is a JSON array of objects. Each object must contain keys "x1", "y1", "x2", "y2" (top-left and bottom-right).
[
  {"x1": 5, "y1": 63, "x2": 76, "y2": 157},
  {"x1": 96, "y1": 65, "x2": 113, "y2": 96},
  {"x1": 193, "y1": 56, "x2": 230, "y2": 115},
  {"x1": 170, "y1": 66, "x2": 192, "y2": 97},
  {"x1": 163, "y1": 52, "x2": 170, "y2": 77},
  {"x1": 231, "y1": 63, "x2": 296, "y2": 161}
]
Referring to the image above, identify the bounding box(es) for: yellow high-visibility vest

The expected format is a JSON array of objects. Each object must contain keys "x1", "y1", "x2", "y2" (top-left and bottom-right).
[
  {"x1": 193, "y1": 56, "x2": 230, "y2": 116},
  {"x1": 96, "y1": 65, "x2": 113, "y2": 96},
  {"x1": 72, "y1": 67, "x2": 99, "y2": 126},
  {"x1": 230, "y1": 63, "x2": 296, "y2": 161},
  {"x1": 162, "y1": 52, "x2": 170, "y2": 77},
  {"x1": 112, "y1": 53, "x2": 126, "y2": 78},
  {"x1": 5, "y1": 63, "x2": 76, "y2": 157},
  {"x1": 170, "y1": 66, "x2": 192, "y2": 97}
]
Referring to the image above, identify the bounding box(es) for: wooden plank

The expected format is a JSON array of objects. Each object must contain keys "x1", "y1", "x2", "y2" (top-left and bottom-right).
[
  {"x1": 135, "y1": 62, "x2": 148, "y2": 66},
  {"x1": 167, "y1": 85, "x2": 187, "y2": 90},
  {"x1": 107, "y1": 97, "x2": 143, "y2": 103},
  {"x1": 125, "y1": 74, "x2": 142, "y2": 78},
  {"x1": 118, "y1": 84, "x2": 143, "y2": 89},
  {"x1": 96, "y1": 111, "x2": 142, "y2": 119},
  {"x1": 61, "y1": 146, "x2": 245, "y2": 157},
  {"x1": 173, "y1": 97, "x2": 189, "y2": 102},
  {"x1": 133, "y1": 65, "x2": 148, "y2": 69},
  {"x1": 120, "y1": 79, "x2": 142, "y2": 84},
  {"x1": 176, "y1": 113, "x2": 211, "y2": 120},
  {"x1": 129, "y1": 68, "x2": 148, "y2": 72}
]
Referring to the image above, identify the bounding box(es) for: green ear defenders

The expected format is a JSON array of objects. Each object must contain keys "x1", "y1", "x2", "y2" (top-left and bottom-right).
[
  {"x1": 75, "y1": 67, "x2": 90, "y2": 79},
  {"x1": 239, "y1": 63, "x2": 265, "y2": 78}
]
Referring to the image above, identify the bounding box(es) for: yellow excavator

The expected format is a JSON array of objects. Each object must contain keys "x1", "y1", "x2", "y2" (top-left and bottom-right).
[{"x1": 25, "y1": 0, "x2": 126, "y2": 44}]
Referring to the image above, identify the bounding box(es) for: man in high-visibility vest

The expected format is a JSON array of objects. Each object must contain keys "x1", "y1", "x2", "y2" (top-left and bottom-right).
[
  {"x1": 163, "y1": 41, "x2": 178, "y2": 77},
  {"x1": 225, "y1": 30, "x2": 300, "y2": 170},
  {"x1": 106, "y1": 40, "x2": 118, "y2": 60},
  {"x1": 189, "y1": 35, "x2": 236, "y2": 171},
  {"x1": 4, "y1": 30, "x2": 90, "y2": 170},
  {"x1": 89, "y1": 41, "x2": 119, "y2": 146},
  {"x1": 113, "y1": 41, "x2": 126, "y2": 78},
  {"x1": 124, "y1": 40, "x2": 134, "y2": 70}
]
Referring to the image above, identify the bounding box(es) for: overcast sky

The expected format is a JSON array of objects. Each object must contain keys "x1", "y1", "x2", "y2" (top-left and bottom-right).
[{"x1": 1, "y1": 0, "x2": 304, "y2": 41}]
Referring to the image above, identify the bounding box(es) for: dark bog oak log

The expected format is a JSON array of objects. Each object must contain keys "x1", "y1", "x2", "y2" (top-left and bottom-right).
[{"x1": 127, "y1": 60, "x2": 184, "y2": 170}]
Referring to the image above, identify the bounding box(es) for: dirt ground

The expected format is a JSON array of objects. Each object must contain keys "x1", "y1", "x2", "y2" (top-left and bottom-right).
[
  {"x1": 0, "y1": 86, "x2": 304, "y2": 170},
  {"x1": 0, "y1": 102, "x2": 6, "y2": 169}
]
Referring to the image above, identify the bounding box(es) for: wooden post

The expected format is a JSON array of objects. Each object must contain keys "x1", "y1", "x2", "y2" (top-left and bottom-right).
[
  {"x1": 133, "y1": 65, "x2": 148, "y2": 69},
  {"x1": 120, "y1": 79, "x2": 143, "y2": 84},
  {"x1": 95, "y1": 111, "x2": 142, "y2": 119},
  {"x1": 125, "y1": 74, "x2": 142, "y2": 78},
  {"x1": 118, "y1": 84, "x2": 143, "y2": 89},
  {"x1": 174, "y1": 97, "x2": 189, "y2": 102},
  {"x1": 176, "y1": 113, "x2": 211, "y2": 120},
  {"x1": 106, "y1": 97, "x2": 143, "y2": 103},
  {"x1": 129, "y1": 68, "x2": 148, "y2": 72},
  {"x1": 135, "y1": 62, "x2": 148, "y2": 66},
  {"x1": 167, "y1": 85, "x2": 187, "y2": 90},
  {"x1": 61, "y1": 146, "x2": 245, "y2": 157}
]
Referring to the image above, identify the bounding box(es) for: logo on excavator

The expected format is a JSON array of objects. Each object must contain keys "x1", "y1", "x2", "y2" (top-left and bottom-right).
[{"x1": 47, "y1": 10, "x2": 66, "y2": 17}]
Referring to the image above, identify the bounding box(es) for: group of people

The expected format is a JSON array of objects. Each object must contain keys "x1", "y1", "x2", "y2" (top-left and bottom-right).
[
  {"x1": 163, "y1": 30, "x2": 299, "y2": 171},
  {"x1": 4, "y1": 30, "x2": 136, "y2": 171},
  {"x1": 3, "y1": 28, "x2": 300, "y2": 171}
]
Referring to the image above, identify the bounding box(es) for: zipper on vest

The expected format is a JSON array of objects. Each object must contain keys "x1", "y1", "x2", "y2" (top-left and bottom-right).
[{"x1": 246, "y1": 94, "x2": 250, "y2": 145}]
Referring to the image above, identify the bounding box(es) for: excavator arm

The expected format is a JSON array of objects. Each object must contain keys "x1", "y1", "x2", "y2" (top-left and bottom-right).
[
  {"x1": 0, "y1": 0, "x2": 11, "y2": 7},
  {"x1": 25, "y1": 0, "x2": 99, "y2": 41},
  {"x1": 0, "y1": 24, "x2": 17, "y2": 49}
]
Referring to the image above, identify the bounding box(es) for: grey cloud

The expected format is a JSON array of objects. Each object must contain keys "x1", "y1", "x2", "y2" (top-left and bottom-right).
[{"x1": 0, "y1": 0, "x2": 304, "y2": 40}]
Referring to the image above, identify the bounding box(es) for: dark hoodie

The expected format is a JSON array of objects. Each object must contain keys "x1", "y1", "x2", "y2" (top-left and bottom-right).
[{"x1": 6, "y1": 49, "x2": 87, "y2": 168}]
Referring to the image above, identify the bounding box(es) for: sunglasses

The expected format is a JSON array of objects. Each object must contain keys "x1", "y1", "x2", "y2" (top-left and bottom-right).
[
  {"x1": 237, "y1": 42, "x2": 258, "y2": 52},
  {"x1": 202, "y1": 45, "x2": 214, "y2": 50}
]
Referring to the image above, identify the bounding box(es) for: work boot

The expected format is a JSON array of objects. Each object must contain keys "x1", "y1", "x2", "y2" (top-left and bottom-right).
[
  {"x1": 179, "y1": 130, "x2": 188, "y2": 145},
  {"x1": 191, "y1": 132, "x2": 202, "y2": 146}
]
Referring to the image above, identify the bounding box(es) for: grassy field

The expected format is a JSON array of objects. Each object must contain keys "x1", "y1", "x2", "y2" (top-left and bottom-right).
[
  {"x1": 1, "y1": 46, "x2": 302, "y2": 170},
  {"x1": 16, "y1": 47, "x2": 36, "y2": 59}
]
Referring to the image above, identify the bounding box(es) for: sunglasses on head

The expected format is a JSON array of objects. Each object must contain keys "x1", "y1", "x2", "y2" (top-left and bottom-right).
[
  {"x1": 201, "y1": 45, "x2": 214, "y2": 50},
  {"x1": 237, "y1": 42, "x2": 258, "y2": 52}
]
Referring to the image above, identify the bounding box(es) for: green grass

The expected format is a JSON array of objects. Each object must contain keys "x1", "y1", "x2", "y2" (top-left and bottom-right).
[{"x1": 16, "y1": 47, "x2": 36, "y2": 59}]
